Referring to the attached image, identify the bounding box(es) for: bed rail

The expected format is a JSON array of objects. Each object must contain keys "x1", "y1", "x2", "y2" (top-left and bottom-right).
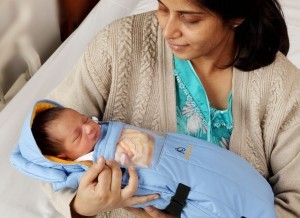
[{"x1": 0, "y1": 0, "x2": 41, "y2": 111}]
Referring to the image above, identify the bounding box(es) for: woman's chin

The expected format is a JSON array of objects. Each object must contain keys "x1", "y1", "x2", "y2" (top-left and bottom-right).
[{"x1": 173, "y1": 52, "x2": 193, "y2": 61}]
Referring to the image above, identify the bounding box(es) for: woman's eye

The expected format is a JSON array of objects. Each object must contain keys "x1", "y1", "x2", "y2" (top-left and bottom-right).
[
  {"x1": 184, "y1": 20, "x2": 200, "y2": 24},
  {"x1": 181, "y1": 15, "x2": 201, "y2": 24}
]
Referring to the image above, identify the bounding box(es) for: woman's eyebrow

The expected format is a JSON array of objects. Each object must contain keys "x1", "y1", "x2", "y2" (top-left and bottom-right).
[
  {"x1": 157, "y1": 0, "x2": 165, "y2": 6},
  {"x1": 157, "y1": 0, "x2": 205, "y2": 15}
]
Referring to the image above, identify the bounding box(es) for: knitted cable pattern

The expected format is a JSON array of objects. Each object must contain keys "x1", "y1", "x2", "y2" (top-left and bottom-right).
[
  {"x1": 86, "y1": 26, "x2": 112, "y2": 101},
  {"x1": 131, "y1": 12, "x2": 158, "y2": 127},
  {"x1": 111, "y1": 15, "x2": 134, "y2": 122}
]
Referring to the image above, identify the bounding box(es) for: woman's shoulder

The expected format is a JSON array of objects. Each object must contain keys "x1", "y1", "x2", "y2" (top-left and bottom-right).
[
  {"x1": 240, "y1": 52, "x2": 300, "y2": 116},
  {"x1": 260, "y1": 52, "x2": 300, "y2": 79},
  {"x1": 251, "y1": 53, "x2": 300, "y2": 124},
  {"x1": 97, "y1": 10, "x2": 158, "y2": 36},
  {"x1": 250, "y1": 52, "x2": 300, "y2": 89},
  {"x1": 88, "y1": 11, "x2": 159, "y2": 50},
  {"x1": 111, "y1": 10, "x2": 157, "y2": 26},
  {"x1": 273, "y1": 52, "x2": 300, "y2": 76}
]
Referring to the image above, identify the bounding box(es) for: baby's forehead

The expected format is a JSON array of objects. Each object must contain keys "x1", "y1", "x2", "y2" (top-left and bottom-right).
[
  {"x1": 47, "y1": 110, "x2": 77, "y2": 137},
  {"x1": 47, "y1": 109, "x2": 71, "y2": 125},
  {"x1": 59, "y1": 108, "x2": 81, "y2": 117},
  {"x1": 52, "y1": 108, "x2": 83, "y2": 125}
]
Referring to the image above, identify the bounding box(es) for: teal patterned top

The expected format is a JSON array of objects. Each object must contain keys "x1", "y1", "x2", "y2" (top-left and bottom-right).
[{"x1": 174, "y1": 56, "x2": 233, "y2": 149}]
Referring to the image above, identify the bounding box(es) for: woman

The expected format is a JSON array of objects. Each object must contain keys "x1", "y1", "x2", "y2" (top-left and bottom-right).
[{"x1": 46, "y1": 0, "x2": 300, "y2": 217}]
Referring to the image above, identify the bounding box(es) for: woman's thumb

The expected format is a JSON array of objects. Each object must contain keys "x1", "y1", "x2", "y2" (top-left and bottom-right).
[{"x1": 80, "y1": 157, "x2": 105, "y2": 187}]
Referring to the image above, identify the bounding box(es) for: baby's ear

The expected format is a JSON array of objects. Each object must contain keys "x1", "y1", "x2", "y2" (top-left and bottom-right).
[{"x1": 57, "y1": 153, "x2": 67, "y2": 159}]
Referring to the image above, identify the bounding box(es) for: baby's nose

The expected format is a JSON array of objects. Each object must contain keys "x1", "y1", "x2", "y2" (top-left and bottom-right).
[{"x1": 83, "y1": 124, "x2": 93, "y2": 134}]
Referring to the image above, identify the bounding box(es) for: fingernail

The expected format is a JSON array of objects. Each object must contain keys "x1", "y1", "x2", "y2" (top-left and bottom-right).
[
  {"x1": 97, "y1": 156, "x2": 104, "y2": 164},
  {"x1": 154, "y1": 194, "x2": 159, "y2": 199}
]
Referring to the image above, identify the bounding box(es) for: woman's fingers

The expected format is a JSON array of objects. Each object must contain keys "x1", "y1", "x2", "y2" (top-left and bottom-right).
[
  {"x1": 124, "y1": 207, "x2": 152, "y2": 218},
  {"x1": 145, "y1": 206, "x2": 174, "y2": 218},
  {"x1": 106, "y1": 159, "x2": 123, "y2": 192},
  {"x1": 80, "y1": 157, "x2": 105, "y2": 188},
  {"x1": 76, "y1": 157, "x2": 162, "y2": 216},
  {"x1": 95, "y1": 164, "x2": 112, "y2": 193},
  {"x1": 126, "y1": 194, "x2": 159, "y2": 207},
  {"x1": 125, "y1": 206, "x2": 174, "y2": 218},
  {"x1": 122, "y1": 166, "x2": 159, "y2": 206}
]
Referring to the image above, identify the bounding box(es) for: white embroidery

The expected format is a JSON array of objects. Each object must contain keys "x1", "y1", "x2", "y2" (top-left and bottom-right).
[{"x1": 182, "y1": 101, "x2": 207, "y2": 134}]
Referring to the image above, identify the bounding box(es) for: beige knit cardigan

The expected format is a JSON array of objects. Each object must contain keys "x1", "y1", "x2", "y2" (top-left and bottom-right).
[{"x1": 46, "y1": 11, "x2": 300, "y2": 218}]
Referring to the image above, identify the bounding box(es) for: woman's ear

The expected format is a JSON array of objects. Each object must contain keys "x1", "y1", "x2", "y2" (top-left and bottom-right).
[{"x1": 231, "y1": 18, "x2": 245, "y2": 28}]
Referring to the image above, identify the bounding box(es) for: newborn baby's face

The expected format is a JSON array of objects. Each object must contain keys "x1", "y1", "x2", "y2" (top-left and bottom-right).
[
  {"x1": 49, "y1": 109, "x2": 101, "y2": 160},
  {"x1": 115, "y1": 128, "x2": 154, "y2": 168}
]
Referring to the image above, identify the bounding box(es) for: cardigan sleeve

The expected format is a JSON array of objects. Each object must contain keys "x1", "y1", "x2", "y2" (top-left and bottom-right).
[
  {"x1": 268, "y1": 71, "x2": 300, "y2": 218},
  {"x1": 270, "y1": 123, "x2": 300, "y2": 218}
]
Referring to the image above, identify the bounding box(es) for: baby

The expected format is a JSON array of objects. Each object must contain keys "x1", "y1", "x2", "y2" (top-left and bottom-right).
[
  {"x1": 11, "y1": 100, "x2": 276, "y2": 218},
  {"x1": 31, "y1": 106, "x2": 154, "y2": 168}
]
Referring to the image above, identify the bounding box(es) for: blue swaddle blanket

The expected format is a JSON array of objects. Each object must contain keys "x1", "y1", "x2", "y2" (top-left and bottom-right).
[{"x1": 10, "y1": 100, "x2": 276, "y2": 218}]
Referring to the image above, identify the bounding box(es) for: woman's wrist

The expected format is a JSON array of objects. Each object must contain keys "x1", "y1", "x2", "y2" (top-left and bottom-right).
[{"x1": 70, "y1": 196, "x2": 97, "y2": 218}]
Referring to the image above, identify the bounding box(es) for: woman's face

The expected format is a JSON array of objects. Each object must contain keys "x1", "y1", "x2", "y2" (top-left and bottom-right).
[{"x1": 157, "y1": 0, "x2": 235, "y2": 63}]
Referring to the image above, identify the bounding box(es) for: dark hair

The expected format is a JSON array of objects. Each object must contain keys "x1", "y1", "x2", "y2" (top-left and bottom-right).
[
  {"x1": 31, "y1": 107, "x2": 66, "y2": 156},
  {"x1": 196, "y1": 0, "x2": 289, "y2": 71}
]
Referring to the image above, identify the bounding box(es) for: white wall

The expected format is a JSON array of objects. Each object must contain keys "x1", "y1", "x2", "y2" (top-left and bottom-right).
[
  {"x1": 280, "y1": 0, "x2": 300, "y2": 67},
  {"x1": 0, "y1": 0, "x2": 61, "y2": 93}
]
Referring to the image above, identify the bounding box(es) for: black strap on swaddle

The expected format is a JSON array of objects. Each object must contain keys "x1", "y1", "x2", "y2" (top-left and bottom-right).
[{"x1": 164, "y1": 183, "x2": 191, "y2": 218}]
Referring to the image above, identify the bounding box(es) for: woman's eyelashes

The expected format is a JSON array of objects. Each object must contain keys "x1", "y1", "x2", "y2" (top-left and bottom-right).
[
  {"x1": 157, "y1": 9, "x2": 201, "y2": 25},
  {"x1": 180, "y1": 14, "x2": 202, "y2": 25}
]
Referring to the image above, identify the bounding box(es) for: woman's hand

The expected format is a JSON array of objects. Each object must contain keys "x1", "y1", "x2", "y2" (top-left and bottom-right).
[
  {"x1": 124, "y1": 206, "x2": 175, "y2": 218},
  {"x1": 71, "y1": 157, "x2": 159, "y2": 216}
]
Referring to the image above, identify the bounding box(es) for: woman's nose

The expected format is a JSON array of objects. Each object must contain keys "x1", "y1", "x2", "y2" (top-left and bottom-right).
[{"x1": 162, "y1": 16, "x2": 181, "y2": 40}]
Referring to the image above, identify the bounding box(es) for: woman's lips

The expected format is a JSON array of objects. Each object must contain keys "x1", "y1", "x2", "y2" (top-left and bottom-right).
[{"x1": 168, "y1": 42, "x2": 187, "y2": 51}]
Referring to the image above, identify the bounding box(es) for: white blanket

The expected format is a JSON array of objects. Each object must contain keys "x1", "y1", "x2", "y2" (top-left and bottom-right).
[{"x1": 0, "y1": 0, "x2": 298, "y2": 217}]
